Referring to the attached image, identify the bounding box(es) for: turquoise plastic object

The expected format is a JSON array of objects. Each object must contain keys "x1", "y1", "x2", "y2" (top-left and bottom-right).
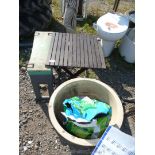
[{"x1": 63, "y1": 96, "x2": 111, "y2": 121}]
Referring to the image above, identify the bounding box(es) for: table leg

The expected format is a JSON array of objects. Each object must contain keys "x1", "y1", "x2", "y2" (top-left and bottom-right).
[
  {"x1": 62, "y1": 67, "x2": 87, "y2": 79},
  {"x1": 53, "y1": 67, "x2": 87, "y2": 84},
  {"x1": 61, "y1": 68, "x2": 74, "y2": 77},
  {"x1": 53, "y1": 67, "x2": 64, "y2": 85},
  {"x1": 71, "y1": 68, "x2": 87, "y2": 78}
]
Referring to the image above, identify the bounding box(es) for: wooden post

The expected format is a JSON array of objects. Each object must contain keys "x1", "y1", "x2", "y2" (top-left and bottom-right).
[{"x1": 63, "y1": 0, "x2": 79, "y2": 32}]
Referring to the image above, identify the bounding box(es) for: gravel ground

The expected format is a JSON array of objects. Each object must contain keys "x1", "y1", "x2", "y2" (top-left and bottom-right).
[
  {"x1": 19, "y1": 71, "x2": 95, "y2": 155},
  {"x1": 19, "y1": 49, "x2": 135, "y2": 155}
]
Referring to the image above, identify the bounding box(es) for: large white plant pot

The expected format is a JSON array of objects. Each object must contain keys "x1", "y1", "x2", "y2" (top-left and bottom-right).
[{"x1": 93, "y1": 13, "x2": 129, "y2": 57}]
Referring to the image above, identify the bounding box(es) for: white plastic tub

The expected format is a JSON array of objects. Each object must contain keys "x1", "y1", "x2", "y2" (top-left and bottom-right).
[
  {"x1": 93, "y1": 13, "x2": 129, "y2": 57},
  {"x1": 48, "y1": 78, "x2": 124, "y2": 146},
  {"x1": 119, "y1": 28, "x2": 135, "y2": 63}
]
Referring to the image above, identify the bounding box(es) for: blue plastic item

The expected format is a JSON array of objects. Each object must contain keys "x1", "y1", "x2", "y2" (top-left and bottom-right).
[{"x1": 63, "y1": 96, "x2": 111, "y2": 121}]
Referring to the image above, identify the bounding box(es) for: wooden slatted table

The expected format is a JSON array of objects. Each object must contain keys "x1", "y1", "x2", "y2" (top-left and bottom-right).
[{"x1": 45, "y1": 32, "x2": 106, "y2": 79}]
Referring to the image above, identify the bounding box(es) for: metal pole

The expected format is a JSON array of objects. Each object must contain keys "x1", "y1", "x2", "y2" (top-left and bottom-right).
[{"x1": 113, "y1": 0, "x2": 120, "y2": 12}]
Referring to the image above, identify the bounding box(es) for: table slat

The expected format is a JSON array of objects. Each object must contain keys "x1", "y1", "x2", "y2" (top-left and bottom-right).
[
  {"x1": 90, "y1": 36, "x2": 98, "y2": 68},
  {"x1": 54, "y1": 33, "x2": 63, "y2": 66},
  {"x1": 86, "y1": 34, "x2": 93, "y2": 68},
  {"x1": 59, "y1": 33, "x2": 66, "y2": 66},
  {"x1": 50, "y1": 33, "x2": 59, "y2": 66},
  {"x1": 83, "y1": 34, "x2": 89, "y2": 68},
  {"x1": 63, "y1": 33, "x2": 69, "y2": 66},
  {"x1": 96, "y1": 39, "x2": 106, "y2": 68},
  {"x1": 72, "y1": 33, "x2": 77, "y2": 66},
  {"x1": 68, "y1": 33, "x2": 73, "y2": 67},
  {"x1": 93, "y1": 37, "x2": 102, "y2": 68},
  {"x1": 80, "y1": 33, "x2": 85, "y2": 67},
  {"x1": 76, "y1": 33, "x2": 81, "y2": 67}
]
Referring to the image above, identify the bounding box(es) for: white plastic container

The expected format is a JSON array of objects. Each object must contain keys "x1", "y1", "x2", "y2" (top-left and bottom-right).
[
  {"x1": 93, "y1": 13, "x2": 129, "y2": 57},
  {"x1": 119, "y1": 28, "x2": 135, "y2": 63}
]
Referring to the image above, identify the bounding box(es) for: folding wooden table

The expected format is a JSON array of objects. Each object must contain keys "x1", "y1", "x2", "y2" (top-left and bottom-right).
[{"x1": 45, "y1": 32, "x2": 106, "y2": 79}]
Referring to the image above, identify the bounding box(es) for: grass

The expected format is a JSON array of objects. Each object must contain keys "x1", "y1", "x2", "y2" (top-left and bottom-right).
[
  {"x1": 76, "y1": 15, "x2": 99, "y2": 35},
  {"x1": 51, "y1": 0, "x2": 62, "y2": 21}
]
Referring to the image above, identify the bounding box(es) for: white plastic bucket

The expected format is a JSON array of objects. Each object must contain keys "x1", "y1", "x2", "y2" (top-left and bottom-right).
[
  {"x1": 93, "y1": 13, "x2": 129, "y2": 57},
  {"x1": 119, "y1": 28, "x2": 135, "y2": 63},
  {"x1": 100, "y1": 39, "x2": 115, "y2": 57}
]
